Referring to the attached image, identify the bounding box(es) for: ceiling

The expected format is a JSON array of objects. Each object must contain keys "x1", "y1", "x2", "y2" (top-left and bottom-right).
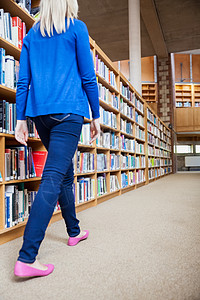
[
  {"x1": 78, "y1": 0, "x2": 200, "y2": 61},
  {"x1": 32, "y1": 0, "x2": 200, "y2": 61}
]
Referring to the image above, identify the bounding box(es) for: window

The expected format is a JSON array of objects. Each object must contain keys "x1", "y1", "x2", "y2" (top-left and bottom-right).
[
  {"x1": 195, "y1": 145, "x2": 200, "y2": 153},
  {"x1": 176, "y1": 145, "x2": 193, "y2": 154}
]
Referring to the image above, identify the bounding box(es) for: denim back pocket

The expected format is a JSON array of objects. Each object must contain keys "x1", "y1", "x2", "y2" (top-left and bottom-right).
[{"x1": 49, "y1": 113, "x2": 71, "y2": 122}]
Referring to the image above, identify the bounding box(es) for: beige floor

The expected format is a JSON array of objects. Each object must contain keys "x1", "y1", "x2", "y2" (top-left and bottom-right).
[{"x1": 0, "y1": 172, "x2": 200, "y2": 300}]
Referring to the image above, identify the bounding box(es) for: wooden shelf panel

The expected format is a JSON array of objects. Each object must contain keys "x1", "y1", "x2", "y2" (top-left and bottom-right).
[
  {"x1": 0, "y1": 37, "x2": 21, "y2": 61},
  {"x1": 0, "y1": 85, "x2": 16, "y2": 101}
]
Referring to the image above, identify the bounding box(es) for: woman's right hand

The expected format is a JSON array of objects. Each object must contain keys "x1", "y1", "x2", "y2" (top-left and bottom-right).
[{"x1": 89, "y1": 118, "x2": 101, "y2": 144}]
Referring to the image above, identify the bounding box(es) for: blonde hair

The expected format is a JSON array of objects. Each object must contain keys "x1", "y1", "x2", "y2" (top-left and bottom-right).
[{"x1": 35, "y1": 0, "x2": 79, "y2": 37}]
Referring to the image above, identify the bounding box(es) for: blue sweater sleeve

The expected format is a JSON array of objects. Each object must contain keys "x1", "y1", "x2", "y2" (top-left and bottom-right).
[
  {"x1": 75, "y1": 21, "x2": 100, "y2": 119},
  {"x1": 16, "y1": 34, "x2": 31, "y2": 120}
]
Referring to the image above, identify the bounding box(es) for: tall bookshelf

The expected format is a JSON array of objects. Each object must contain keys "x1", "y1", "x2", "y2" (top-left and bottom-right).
[
  {"x1": 0, "y1": 1, "x2": 172, "y2": 245},
  {"x1": 142, "y1": 83, "x2": 158, "y2": 103},
  {"x1": 142, "y1": 83, "x2": 158, "y2": 114}
]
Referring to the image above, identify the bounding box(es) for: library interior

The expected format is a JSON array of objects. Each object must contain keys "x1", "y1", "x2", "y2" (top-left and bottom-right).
[{"x1": 0, "y1": 0, "x2": 200, "y2": 299}]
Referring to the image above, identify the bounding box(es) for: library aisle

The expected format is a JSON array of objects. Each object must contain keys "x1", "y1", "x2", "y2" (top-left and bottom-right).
[{"x1": 0, "y1": 173, "x2": 200, "y2": 300}]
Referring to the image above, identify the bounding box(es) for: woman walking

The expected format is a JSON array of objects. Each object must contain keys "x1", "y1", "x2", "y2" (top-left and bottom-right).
[{"x1": 14, "y1": 0, "x2": 100, "y2": 278}]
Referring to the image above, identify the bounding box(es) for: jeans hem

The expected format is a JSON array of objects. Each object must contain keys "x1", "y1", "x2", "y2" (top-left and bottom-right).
[{"x1": 17, "y1": 257, "x2": 36, "y2": 263}]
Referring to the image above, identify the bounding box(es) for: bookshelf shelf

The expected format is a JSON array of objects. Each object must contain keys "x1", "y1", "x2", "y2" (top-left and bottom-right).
[
  {"x1": 76, "y1": 198, "x2": 96, "y2": 207},
  {"x1": 99, "y1": 100, "x2": 119, "y2": 114},
  {"x1": 0, "y1": 37, "x2": 21, "y2": 61},
  {"x1": 3, "y1": 177, "x2": 41, "y2": 184},
  {"x1": 75, "y1": 172, "x2": 95, "y2": 177},
  {"x1": 100, "y1": 124, "x2": 119, "y2": 133},
  {"x1": 120, "y1": 113, "x2": 135, "y2": 123},
  {"x1": 0, "y1": 85, "x2": 16, "y2": 100},
  {"x1": 0, "y1": 3, "x2": 172, "y2": 244}
]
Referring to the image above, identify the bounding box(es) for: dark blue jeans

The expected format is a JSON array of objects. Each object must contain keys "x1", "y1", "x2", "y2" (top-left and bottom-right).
[{"x1": 17, "y1": 113, "x2": 84, "y2": 263}]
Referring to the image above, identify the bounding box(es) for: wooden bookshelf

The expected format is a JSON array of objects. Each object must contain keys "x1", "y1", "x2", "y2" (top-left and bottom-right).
[
  {"x1": 142, "y1": 83, "x2": 158, "y2": 102},
  {"x1": 175, "y1": 83, "x2": 200, "y2": 108},
  {"x1": 0, "y1": 3, "x2": 172, "y2": 244},
  {"x1": 175, "y1": 83, "x2": 193, "y2": 108},
  {"x1": 194, "y1": 84, "x2": 200, "y2": 107}
]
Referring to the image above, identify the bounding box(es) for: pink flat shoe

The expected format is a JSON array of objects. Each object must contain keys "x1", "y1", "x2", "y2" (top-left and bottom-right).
[
  {"x1": 68, "y1": 230, "x2": 89, "y2": 246},
  {"x1": 14, "y1": 260, "x2": 54, "y2": 278}
]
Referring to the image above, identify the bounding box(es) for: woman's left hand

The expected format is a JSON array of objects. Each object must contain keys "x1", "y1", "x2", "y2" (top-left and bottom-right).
[{"x1": 15, "y1": 120, "x2": 28, "y2": 146}]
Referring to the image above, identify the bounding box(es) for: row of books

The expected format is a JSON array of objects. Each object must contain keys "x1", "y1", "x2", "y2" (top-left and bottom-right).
[
  {"x1": 135, "y1": 111, "x2": 144, "y2": 127},
  {"x1": 121, "y1": 170, "x2": 144, "y2": 187},
  {"x1": 120, "y1": 84, "x2": 144, "y2": 116},
  {"x1": 135, "y1": 125, "x2": 145, "y2": 141},
  {"x1": 147, "y1": 108, "x2": 171, "y2": 138},
  {"x1": 97, "y1": 173, "x2": 107, "y2": 196},
  {"x1": 149, "y1": 169, "x2": 155, "y2": 180},
  {"x1": 121, "y1": 155, "x2": 146, "y2": 169},
  {"x1": 176, "y1": 102, "x2": 191, "y2": 107},
  {"x1": 76, "y1": 177, "x2": 95, "y2": 204},
  {"x1": 121, "y1": 155, "x2": 135, "y2": 169},
  {"x1": 120, "y1": 83, "x2": 134, "y2": 102},
  {"x1": 148, "y1": 158, "x2": 161, "y2": 168},
  {"x1": 110, "y1": 175, "x2": 120, "y2": 192},
  {"x1": 98, "y1": 83, "x2": 119, "y2": 110},
  {"x1": 120, "y1": 98, "x2": 134, "y2": 119},
  {"x1": 97, "y1": 153, "x2": 107, "y2": 172},
  {"x1": 99, "y1": 106, "x2": 117, "y2": 129},
  {"x1": 135, "y1": 142, "x2": 145, "y2": 154},
  {"x1": 96, "y1": 131, "x2": 119, "y2": 149},
  {"x1": 76, "y1": 151, "x2": 95, "y2": 174},
  {"x1": 5, "y1": 183, "x2": 33, "y2": 228},
  {"x1": 5, "y1": 147, "x2": 47, "y2": 181},
  {"x1": 0, "y1": 100, "x2": 39, "y2": 138},
  {"x1": 4, "y1": 183, "x2": 61, "y2": 229},
  {"x1": 135, "y1": 98, "x2": 144, "y2": 114},
  {"x1": 148, "y1": 146, "x2": 171, "y2": 158},
  {"x1": 147, "y1": 108, "x2": 158, "y2": 126},
  {"x1": 120, "y1": 119, "x2": 133, "y2": 135},
  {"x1": 120, "y1": 135, "x2": 135, "y2": 152},
  {"x1": 0, "y1": 48, "x2": 19, "y2": 89},
  {"x1": 110, "y1": 153, "x2": 120, "y2": 170},
  {"x1": 97, "y1": 173, "x2": 120, "y2": 196},
  {"x1": 95, "y1": 54, "x2": 117, "y2": 89},
  {"x1": 13, "y1": 0, "x2": 32, "y2": 14},
  {"x1": 0, "y1": 9, "x2": 26, "y2": 49},
  {"x1": 147, "y1": 121, "x2": 171, "y2": 144},
  {"x1": 79, "y1": 123, "x2": 91, "y2": 146}
]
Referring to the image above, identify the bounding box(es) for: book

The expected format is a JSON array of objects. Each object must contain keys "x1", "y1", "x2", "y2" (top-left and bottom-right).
[
  {"x1": 121, "y1": 172, "x2": 128, "y2": 188},
  {"x1": 0, "y1": 48, "x2": 5, "y2": 85},
  {"x1": 4, "y1": 184, "x2": 37, "y2": 229},
  {"x1": 99, "y1": 106, "x2": 117, "y2": 129},
  {"x1": 14, "y1": 0, "x2": 32, "y2": 14},
  {"x1": 5, "y1": 145, "x2": 36, "y2": 181},
  {"x1": 79, "y1": 123, "x2": 91, "y2": 145},
  {"x1": 77, "y1": 151, "x2": 94, "y2": 173},
  {"x1": 110, "y1": 175, "x2": 120, "y2": 192},
  {"x1": 97, "y1": 173, "x2": 107, "y2": 196},
  {"x1": 97, "y1": 153, "x2": 107, "y2": 172},
  {"x1": 32, "y1": 150, "x2": 48, "y2": 177},
  {"x1": 77, "y1": 177, "x2": 95, "y2": 204},
  {"x1": 96, "y1": 131, "x2": 119, "y2": 149},
  {"x1": 120, "y1": 135, "x2": 135, "y2": 152}
]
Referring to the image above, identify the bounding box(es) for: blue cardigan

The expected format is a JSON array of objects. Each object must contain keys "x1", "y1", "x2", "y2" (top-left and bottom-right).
[{"x1": 16, "y1": 19, "x2": 100, "y2": 120}]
